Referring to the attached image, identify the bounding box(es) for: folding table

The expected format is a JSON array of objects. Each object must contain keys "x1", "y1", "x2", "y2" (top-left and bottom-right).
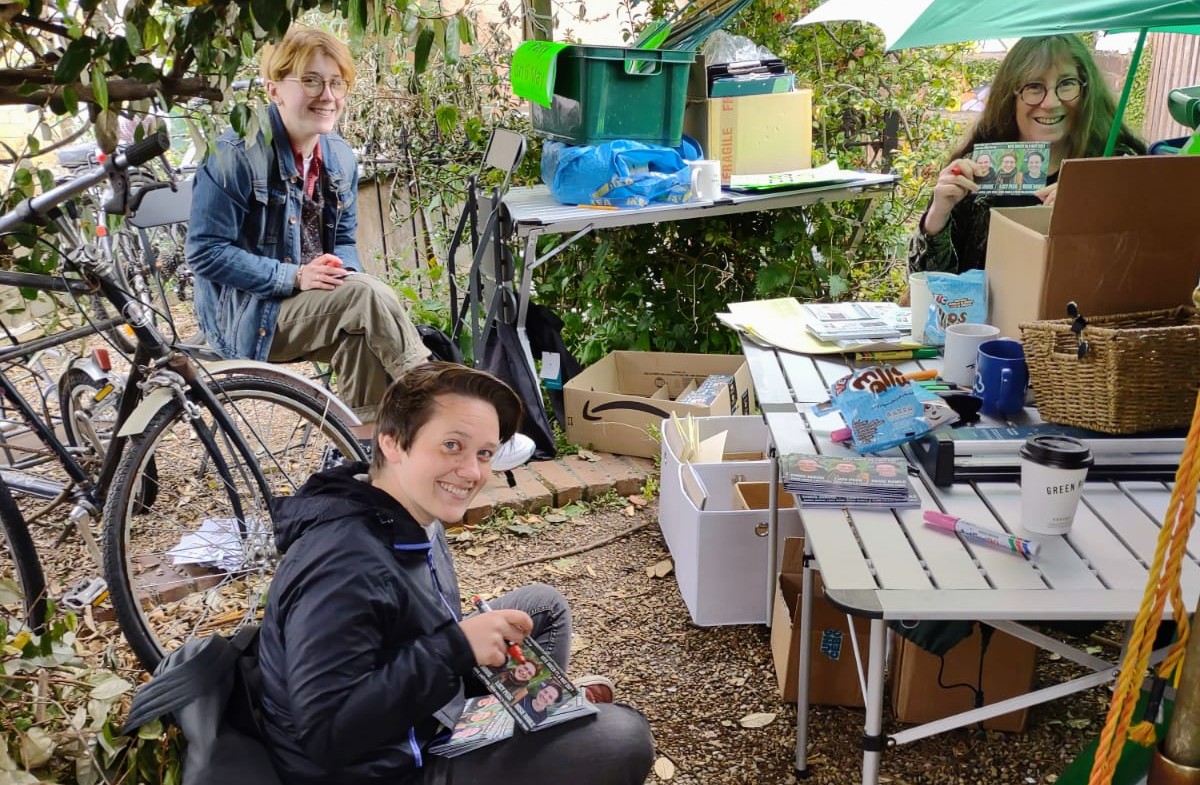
[
  {"x1": 740, "y1": 339, "x2": 1199, "y2": 785},
  {"x1": 498, "y1": 174, "x2": 897, "y2": 380}
]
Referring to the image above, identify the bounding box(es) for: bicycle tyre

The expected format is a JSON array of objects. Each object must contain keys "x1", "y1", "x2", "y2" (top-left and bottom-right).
[
  {"x1": 103, "y1": 375, "x2": 363, "y2": 670},
  {"x1": 0, "y1": 476, "x2": 48, "y2": 633}
]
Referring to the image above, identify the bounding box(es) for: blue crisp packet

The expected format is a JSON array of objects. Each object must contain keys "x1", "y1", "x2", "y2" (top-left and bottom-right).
[
  {"x1": 925, "y1": 269, "x2": 987, "y2": 346},
  {"x1": 828, "y1": 366, "x2": 934, "y2": 453}
]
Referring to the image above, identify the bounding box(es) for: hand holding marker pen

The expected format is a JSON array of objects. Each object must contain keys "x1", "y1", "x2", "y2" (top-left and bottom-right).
[
  {"x1": 472, "y1": 594, "x2": 527, "y2": 664},
  {"x1": 923, "y1": 510, "x2": 1040, "y2": 557}
]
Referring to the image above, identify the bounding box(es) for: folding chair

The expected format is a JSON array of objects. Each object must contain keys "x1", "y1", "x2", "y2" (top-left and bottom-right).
[{"x1": 445, "y1": 129, "x2": 526, "y2": 361}]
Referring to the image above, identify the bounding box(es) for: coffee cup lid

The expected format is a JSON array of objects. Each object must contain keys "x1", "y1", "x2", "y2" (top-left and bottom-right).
[{"x1": 1019, "y1": 435, "x2": 1094, "y2": 469}]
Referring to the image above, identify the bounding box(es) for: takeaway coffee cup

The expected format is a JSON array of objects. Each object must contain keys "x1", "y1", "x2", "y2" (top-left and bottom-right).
[
  {"x1": 688, "y1": 159, "x2": 722, "y2": 201},
  {"x1": 909, "y1": 272, "x2": 933, "y2": 344},
  {"x1": 1020, "y1": 435, "x2": 1094, "y2": 535},
  {"x1": 941, "y1": 323, "x2": 999, "y2": 387}
]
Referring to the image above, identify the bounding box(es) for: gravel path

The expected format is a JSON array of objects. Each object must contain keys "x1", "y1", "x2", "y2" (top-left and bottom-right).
[{"x1": 454, "y1": 496, "x2": 1118, "y2": 785}]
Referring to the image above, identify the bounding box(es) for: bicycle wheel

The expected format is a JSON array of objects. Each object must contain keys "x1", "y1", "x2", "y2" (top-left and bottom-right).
[
  {"x1": 103, "y1": 375, "x2": 363, "y2": 670},
  {"x1": 59, "y1": 367, "x2": 120, "y2": 455},
  {"x1": 0, "y1": 476, "x2": 48, "y2": 633}
]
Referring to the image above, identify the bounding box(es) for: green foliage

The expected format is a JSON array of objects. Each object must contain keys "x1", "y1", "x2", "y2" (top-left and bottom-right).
[
  {"x1": 0, "y1": 608, "x2": 183, "y2": 784},
  {"x1": 1125, "y1": 38, "x2": 1153, "y2": 136},
  {"x1": 529, "y1": 1, "x2": 991, "y2": 362}
]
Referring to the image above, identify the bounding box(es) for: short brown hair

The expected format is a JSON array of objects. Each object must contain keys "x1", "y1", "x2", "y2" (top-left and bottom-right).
[
  {"x1": 368, "y1": 362, "x2": 524, "y2": 474},
  {"x1": 260, "y1": 26, "x2": 356, "y2": 86}
]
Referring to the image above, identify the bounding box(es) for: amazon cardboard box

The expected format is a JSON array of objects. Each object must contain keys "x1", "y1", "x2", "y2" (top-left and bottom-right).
[
  {"x1": 564, "y1": 351, "x2": 754, "y2": 458},
  {"x1": 891, "y1": 625, "x2": 1037, "y2": 732},
  {"x1": 770, "y1": 535, "x2": 873, "y2": 707},
  {"x1": 985, "y1": 155, "x2": 1200, "y2": 338},
  {"x1": 683, "y1": 91, "x2": 812, "y2": 184}
]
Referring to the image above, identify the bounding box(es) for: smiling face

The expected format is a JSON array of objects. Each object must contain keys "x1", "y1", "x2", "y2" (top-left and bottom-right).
[
  {"x1": 373, "y1": 393, "x2": 500, "y2": 525},
  {"x1": 267, "y1": 50, "x2": 347, "y2": 152},
  {"x1": 975, "y1": 154, "x2": 992, "y2": 175},
  {"x1": 512, "y1": 661, "x2": 537, "y2": 682},
  {"x1": 1026, "y1": 152, "x2": 1044, "y2": 177},
  {"x1": 1000, "y1": 153, "x2": 1017, "y2": 173},
  {"x1": 1015, "y1": 59, "x2": 1081, "y2": 148},
  {"x1": 532, "y1": 684, "x2": 561, "y2": 712}
]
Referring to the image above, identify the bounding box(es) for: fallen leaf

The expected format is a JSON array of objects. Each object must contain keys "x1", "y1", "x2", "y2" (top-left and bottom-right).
[
  {"x1": 480, "y1": 533, "x2": 501, "y2": 544},
  {"x1": 543, "y1": 513, "x2": 567, "y2": 524},
  {"x1": 586, "y1": 565, "x2": 597, "y2": 578},
  {"x1": 553, "y1": 557, "x2": 577, "y2": 570},
  {"x1": 506, "y1": 524, "x2": 535, "y2": 536},
  {"x1": 19, "y1": 727, "x2": 55, "y2": 768},
  {"x1": 654, "y1": 756, "x2": 676, "y2": 780},
  {"x1": 645, "y1": 558, "x2": 674, "y2": 579},
  {"x1": 464, "y1": 546, "x2": 489, "y2": 557},
  {"x1": 624, "y1": 505, "x2": 635, "y2": 517},
  {"x1": 1065, "y1": 718, "x2": 1091, "y2": 729},
  {"x1": 629, "y1": 495, "x2": 648, "y2": 507},
  {"x1": 562, "y1": 503, "x2": 587, "y2": 518},
  {"x1": 738, "y1": 712, "x2": 777, "y2": 729},
  {"x1": 90, "y1": 675, "x2": 133, "y2": 701},
  {"x1": 576, "y1": 450, "x2": 598, "y2": 461},
  {"x1": 444, "y1": 526, "x2": 465, "y2": 539}
]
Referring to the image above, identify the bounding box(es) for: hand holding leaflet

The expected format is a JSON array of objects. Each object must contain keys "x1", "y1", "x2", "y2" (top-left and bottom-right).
[{"x1": 923, "y1": 510, "x2": 1040, "y2": 557}]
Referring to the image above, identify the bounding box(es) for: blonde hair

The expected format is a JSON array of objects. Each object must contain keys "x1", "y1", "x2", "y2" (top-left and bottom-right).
[{"x1": 260, "y1": 27, "x2": 356, "y2": 86}]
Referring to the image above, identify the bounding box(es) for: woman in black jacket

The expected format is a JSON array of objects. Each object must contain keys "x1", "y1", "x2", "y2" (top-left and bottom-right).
[{"x1": 258, "y1": 362, "x2": 653, "y2": 784}]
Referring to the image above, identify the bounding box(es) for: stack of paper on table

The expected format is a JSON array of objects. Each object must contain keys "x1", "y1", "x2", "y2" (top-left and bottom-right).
[
  {"x1": 780, "y1": 453, "x2": 918, "y2": 508},
  {"x1": 719, "y1": 298, "x2": 923, "y2": 355}
]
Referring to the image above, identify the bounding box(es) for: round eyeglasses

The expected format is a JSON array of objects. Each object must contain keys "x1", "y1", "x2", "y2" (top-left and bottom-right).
[
  {"x1": 283, "y1": 75, "x2": 350, "y2": 99},
  {"x1": 1015, "y1": 77, "x2": 1085, "y2": 106}
]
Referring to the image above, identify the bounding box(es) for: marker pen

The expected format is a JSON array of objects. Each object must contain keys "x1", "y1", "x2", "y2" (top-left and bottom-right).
[
  {"x1": 472, "y1": 594, "x2": 527, "y2": 664},
  {"x1": 922, "y1": 510, "x2": 1041, "y2": 557},
  {"x1": 856, "y1": 348, "x2": 939, "y2": 361}
]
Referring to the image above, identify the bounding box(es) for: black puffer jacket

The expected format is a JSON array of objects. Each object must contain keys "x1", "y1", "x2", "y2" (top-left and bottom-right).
[{"x1": 259, "y1": 463, "x2": 475, "y2": 784}]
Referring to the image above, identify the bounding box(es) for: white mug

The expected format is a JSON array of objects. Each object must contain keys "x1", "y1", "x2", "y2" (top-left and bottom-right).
[
  {"x1": 688, "y1": 159, "x2": 722, "y2": 201},
  {"x1": 941, "y1": 323, "x2": 1000, "y2": 387},
  {"x1": 909, "y1": 272, "x2": 933, "y2": 345}
]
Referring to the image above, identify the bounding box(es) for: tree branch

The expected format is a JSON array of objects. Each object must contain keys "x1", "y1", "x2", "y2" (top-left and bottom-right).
[
  {"x1": 0, "y1": 76, "x2": 222, "y2": 108},
  {"x1": 12, "y1": 12, "x2": 70, "y2": 37},
  {"x1": 473, "y1": 520, "x2": 651, "y2": 578}
]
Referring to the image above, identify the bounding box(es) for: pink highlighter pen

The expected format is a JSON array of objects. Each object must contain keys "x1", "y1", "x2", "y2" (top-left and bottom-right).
[{"x1": 922, "y1": 510, "x2": 1041, "y2": 558}]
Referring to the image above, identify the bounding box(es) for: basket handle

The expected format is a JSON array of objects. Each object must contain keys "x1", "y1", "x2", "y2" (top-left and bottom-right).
[{"x1": 624, "y1": 50, "x2": 664, "y2": 77}]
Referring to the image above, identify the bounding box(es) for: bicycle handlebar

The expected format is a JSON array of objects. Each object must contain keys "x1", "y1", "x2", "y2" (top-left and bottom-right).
[{"x1": 0, "y1": 129, "x2": 170, "y2": 236}]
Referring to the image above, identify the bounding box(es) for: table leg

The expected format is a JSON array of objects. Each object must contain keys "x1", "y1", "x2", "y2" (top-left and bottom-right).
[
  {"x1": 767, "y1": 446, "x2": 780, "y2": 626},
  {"x1": 795, "y1": 537, "x2": 815, "y2": 776},
  {"x1": 861, "y1": 618, "x2": 888, "y2": 785}
]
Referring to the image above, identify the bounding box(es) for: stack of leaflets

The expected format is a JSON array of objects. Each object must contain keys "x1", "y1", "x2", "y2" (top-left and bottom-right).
[
  {"x1": 780, "y1": 453, "x2": 918, "y2": 508},
  {"x1": 428, "y1": 631, "x2": 598, "y2": 758},
  {"x1": 801, "y1": 302, "x2": 903, "y2": 343}
]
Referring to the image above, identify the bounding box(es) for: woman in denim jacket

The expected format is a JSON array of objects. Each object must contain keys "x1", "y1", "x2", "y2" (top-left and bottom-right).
[{"x1": 187, "y1": 27, "x2": 430, "y2": 434}]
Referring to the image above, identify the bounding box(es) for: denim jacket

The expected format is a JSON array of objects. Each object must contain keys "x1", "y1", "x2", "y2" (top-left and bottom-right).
[{"x1": 187, "y1": 104, "x2": 360, "y2": 361}]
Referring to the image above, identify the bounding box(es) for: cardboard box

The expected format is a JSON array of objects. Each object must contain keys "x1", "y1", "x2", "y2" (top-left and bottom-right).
[
  {"x1": 663, "y1": 463, "x2": 803, "y2": 625},
  {"x1": 659, "y1": 415, "x2": 772, "y2": 555},
  {"x1": 985, "y1": 155, "x2": 1200, "y2": 339},
  {"x1": 770, "y1": 537, "x2": 873, "y2": 707},
  {"x1": 564, "y1": 351, "x2": 754, "y2": 458},
  {"x1": 683, "y1": 91, "x2": 813, "y2": 184},
  {"x1": 890, "y1": 625, "x2": 1038, "y2": 732}
]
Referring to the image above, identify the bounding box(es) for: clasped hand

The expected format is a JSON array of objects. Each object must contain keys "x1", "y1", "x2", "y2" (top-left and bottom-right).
[
  {"x1": 296, "y1": 253, "x2": 349, "y2": 291},
  {"x1": 459, "y1": 609, "x2": 532, "y2": 667}
]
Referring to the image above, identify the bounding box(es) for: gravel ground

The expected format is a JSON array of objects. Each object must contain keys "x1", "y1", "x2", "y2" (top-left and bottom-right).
[{"x1": 454, "y1": 495, "x2": 1118, "y2": 785}]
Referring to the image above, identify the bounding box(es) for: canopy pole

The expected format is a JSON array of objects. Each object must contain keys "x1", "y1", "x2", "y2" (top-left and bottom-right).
[{"x1": 1105, "y1": 28, "x2": 1148, "y2": 157}]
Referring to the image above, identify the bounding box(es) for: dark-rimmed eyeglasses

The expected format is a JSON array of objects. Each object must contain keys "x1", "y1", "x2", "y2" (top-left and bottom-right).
[
  {"x1": 1015, "y1": 77, "x2": 1085, "y2": 106},
  {"x1": 282, "y1": 75, "x2": 350, "y2": 99}
]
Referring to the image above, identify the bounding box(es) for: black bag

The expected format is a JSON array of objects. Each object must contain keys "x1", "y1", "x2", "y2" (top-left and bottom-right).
[
  {"x1": 522, "y1": 303, "x2": 583, "y2": 430},
  {"x1": 417, "y1": 324, "x2": 464, "y2": 365},
  {"x1": 481, "y1": 316, "x2": 557, "y2": 460},
  {"x1": 122, "y1": 626, "x2": 282, "y2": 785}
]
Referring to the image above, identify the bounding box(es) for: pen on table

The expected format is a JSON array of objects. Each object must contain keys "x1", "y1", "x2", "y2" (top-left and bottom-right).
[
  {"x1": 472, "y1": 594, "x2": 528, "y2": 663},
  {"x1": 903, "y1": 368, "x2": 940, "y2": 381},
  {"x1": 574, "y1": 204, "x2": 620, "y2": 211},
  {"x1": 922, "y1": 510, "x2": 1040, "y2": 557},
  {"x1": 856, "y1": 348, "x2": 939, "y2": 361}
]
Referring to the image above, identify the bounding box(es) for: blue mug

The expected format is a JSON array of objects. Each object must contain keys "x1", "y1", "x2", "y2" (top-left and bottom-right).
[{"x1": 973, "y1": 339, "x2": 1028, "y2": 417}]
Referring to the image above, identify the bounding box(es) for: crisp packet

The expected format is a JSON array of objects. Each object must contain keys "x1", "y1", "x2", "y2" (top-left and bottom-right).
[
  {"x1": 925, "y1": 269, "x2": 987, "y2": 346},
  {"x1": 828, "y1": 366, "x2": 933, "y2": 453}
]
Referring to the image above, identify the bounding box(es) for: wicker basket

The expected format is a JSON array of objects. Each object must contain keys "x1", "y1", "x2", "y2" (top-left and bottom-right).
[{"x1": 1020, "y1": 306, "x2": 1200, "y2": 434}]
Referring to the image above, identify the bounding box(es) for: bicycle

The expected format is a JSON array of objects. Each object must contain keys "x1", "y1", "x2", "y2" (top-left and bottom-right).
[{"x1": 0, "y1": 131, "x2": 368, "y2": 669}]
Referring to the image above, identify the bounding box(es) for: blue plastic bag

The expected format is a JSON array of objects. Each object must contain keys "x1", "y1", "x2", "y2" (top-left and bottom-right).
[{"x1": 541, "y1": 138, "x2": 701, "y2": 207}]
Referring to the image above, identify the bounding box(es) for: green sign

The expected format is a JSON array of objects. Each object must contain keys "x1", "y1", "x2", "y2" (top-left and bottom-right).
[{"x1": 510, "y1": 40, "x2": 570, "y2": 108}]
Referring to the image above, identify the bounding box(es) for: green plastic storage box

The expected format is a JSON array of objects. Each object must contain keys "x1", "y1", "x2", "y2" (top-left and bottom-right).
[{"x1": 532, "y1": 45, "x2": 696, "y2": 147}]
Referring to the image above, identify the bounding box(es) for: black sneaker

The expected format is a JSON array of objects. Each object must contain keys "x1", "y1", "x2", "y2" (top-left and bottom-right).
[{"x1": 320, "y1": 438, "x2": 374, "y2": 472}]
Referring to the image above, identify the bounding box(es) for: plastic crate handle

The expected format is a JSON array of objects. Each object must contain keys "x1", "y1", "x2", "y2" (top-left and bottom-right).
[{"x1": 624, "y1": 49, "x2": 664, "y2": 77}]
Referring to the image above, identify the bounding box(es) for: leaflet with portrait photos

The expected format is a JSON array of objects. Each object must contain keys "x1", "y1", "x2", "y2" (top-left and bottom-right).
[{"x1": 971, "y1": 141, "x2": 1050, "y2": 194}]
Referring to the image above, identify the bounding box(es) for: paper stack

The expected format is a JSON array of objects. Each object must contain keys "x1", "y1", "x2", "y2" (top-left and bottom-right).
[{"x1": 780, "y1": 453, "x2": 917, "y2": 508}]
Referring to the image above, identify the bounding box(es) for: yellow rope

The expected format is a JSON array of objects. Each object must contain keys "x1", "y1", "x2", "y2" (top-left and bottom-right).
[{"x1": 1088, "y1": 386, "x2": 1200, "y2": 785}]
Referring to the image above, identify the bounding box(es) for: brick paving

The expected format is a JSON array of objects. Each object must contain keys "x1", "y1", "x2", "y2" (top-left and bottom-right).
[{"x1": 464, "y1": 451, "x2": 656, "y2": 525}]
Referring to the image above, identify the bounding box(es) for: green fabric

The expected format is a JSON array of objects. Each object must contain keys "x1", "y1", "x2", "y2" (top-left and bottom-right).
[
  {"x1": 890, "y1": 1, "x2": 1200, "y2": 51},
  {"x1": 1056, "y1": 690, "x2": 1171, "y2": 785}
]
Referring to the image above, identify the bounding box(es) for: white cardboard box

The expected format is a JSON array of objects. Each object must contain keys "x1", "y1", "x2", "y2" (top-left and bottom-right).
[{"x1": 658, "y1": 415, "x2": 803, "y2": 625}]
